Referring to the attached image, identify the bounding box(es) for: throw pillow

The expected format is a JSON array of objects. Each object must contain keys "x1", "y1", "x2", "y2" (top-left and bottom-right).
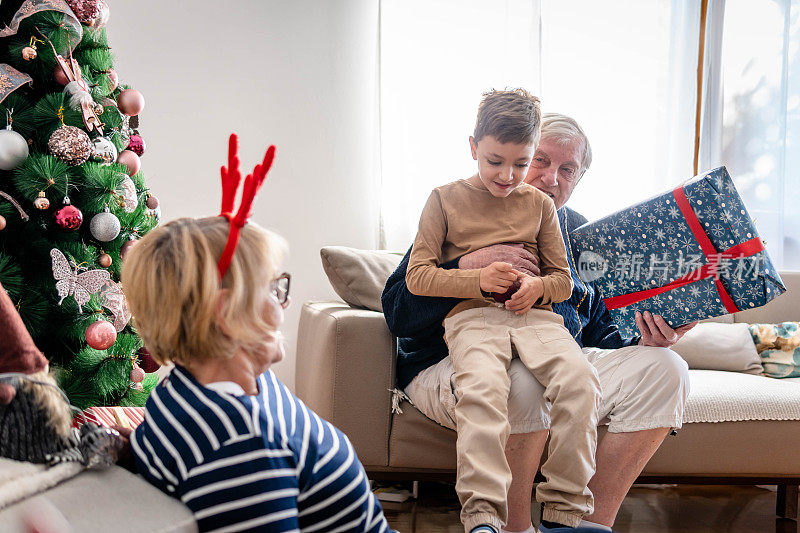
[
  {"x1": 670, "y1": 322, "x2": 762, "y2": 374},
  {"x1": 748, "y1": 322, "x2": 800, "y2": 378},
  {"x1": 320, "y1": 247, "x2": 404, "y2": 312}
]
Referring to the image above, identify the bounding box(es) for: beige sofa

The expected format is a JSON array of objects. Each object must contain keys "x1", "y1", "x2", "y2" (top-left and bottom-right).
[{"x1": 297, "y1": 253, "x2": 800, "y2": 519}]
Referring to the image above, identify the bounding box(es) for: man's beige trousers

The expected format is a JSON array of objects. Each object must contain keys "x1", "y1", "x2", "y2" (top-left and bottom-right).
[{"x1": 443, "y1": 306, "x2": 602, "y2": 531}]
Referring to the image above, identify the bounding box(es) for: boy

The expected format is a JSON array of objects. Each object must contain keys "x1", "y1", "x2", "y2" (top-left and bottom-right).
[{"x1": 406, "y1": 90, "x2": 601, "y2": 533}]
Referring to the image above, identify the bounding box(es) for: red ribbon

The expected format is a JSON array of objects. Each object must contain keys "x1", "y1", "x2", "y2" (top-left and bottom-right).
[{"x1": 603, "y1": 185, "x2": 764, "y2": 313}]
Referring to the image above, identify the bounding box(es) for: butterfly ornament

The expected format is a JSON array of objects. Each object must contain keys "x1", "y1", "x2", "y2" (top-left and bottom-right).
[
  {"x1": 99, "y1": 281, "x2": 130, "y2": 332},
  {"x1": 50, "y1": 248, "x2": 110, "y2": 310}
]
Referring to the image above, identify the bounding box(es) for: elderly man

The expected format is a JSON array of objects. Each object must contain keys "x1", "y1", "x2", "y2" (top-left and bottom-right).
[{"x1": 382, "y1": 113, "x2": 696, "y2": 532}]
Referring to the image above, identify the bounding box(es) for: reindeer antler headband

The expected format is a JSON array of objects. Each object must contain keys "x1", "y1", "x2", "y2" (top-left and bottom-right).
[{"x1": 217, "y1": 134, "x2": 276, "y2": 279}]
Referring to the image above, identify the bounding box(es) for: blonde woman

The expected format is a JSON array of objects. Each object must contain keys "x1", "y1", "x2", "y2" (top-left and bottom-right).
[{"x1": 122, "y1": 137, "x2": 394, "y2": 532}]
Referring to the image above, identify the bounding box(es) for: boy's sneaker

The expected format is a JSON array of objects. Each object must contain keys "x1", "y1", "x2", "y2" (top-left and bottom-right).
[{"x1": 471, "y1": 526, "x2": 499, "y2": 533}]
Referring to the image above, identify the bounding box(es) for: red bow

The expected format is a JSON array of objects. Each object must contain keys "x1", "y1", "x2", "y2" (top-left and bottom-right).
[{"x1": 217, "y1": 134, "x2": 276, "y2": 279}]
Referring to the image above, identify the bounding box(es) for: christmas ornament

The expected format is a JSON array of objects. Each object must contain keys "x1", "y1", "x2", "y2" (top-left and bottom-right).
[
  {"x1": 89, "y1": 0, "x2": 110, "y2": 28},
  {"x1": 0, "y1": 216, "x2": 6, "y2": 231},
  {"x1": 33, "y1": 192, "x2": 50, "y2": 210},
  {"x1": 105, "y1": 69, "x2": 118, "y2": 92},
  {"x1": 63, "y1": 81, "x2": 94, "y2": 112},
  {"x1": 127, "y1": 134, "x2": 145, "y2": 156},
  {"x1": 94, "y1": 104, "x2": 104, "y2": 116},
  {"x1": 145, "y1": 194, "x2": 159, "y2": 209},
  {"x1": 90, "y1": 136, "x2": 118, "y2": 165},
  {"x1": 54, "y1": 65, "x2": 70, "y2": 86},
  {"x1": 50, "y1": 248, "x2": 111, "y2": 309},
  {"x1": 130, "y1": 363, "x2": 145, "y2": 384},
  {"x1": 89, "y1": 207, "x2": 120, "y2": 242},
  {"x1": 22, "y1": 46, "x2": 37, "y2": 61},
  {"x1": 54, "y1": 197, "x2": 83, "y2": 230},
  {"x1": 120, "y1": 238, "x2": 137, "y2": 261},
  {"x1": 85, "y1": 319, "x2": 116, "y2": 350},
  {"x1": 137, "y1": 347, "x2": 160, "y2": 373},
  {"x1": 116, "y1": 89, "x2": 145, "y2": 116},
  {"x1": 100, "y1": 281, "x2": 130, "y2": 332},
  {"x1": 41, "y1": 35, "x2": 102, "y2": 133},
  {"x1": 48, "y1": 126, "x2": 92, "y2": 166},
  {"x1": 65, "y1": 0, "x2": 108, "y2": 26},
  {"x1": 98, "y1": 253, "x2": 112, "y2": 268},
  {"x1": 0, "y1": 124, "x2": 29, "y2": 170},
  {"x1": 116, "y1": 150, "x2": 140, "y2": 176},
  {"x1": 119, "y1": 176, "x2": 138, "y2": 213}
]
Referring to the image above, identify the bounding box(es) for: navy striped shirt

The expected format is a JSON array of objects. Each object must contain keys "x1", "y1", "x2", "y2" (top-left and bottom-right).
[{"x1": 132, "y1": 365, "x2": 393, "y2": 532}]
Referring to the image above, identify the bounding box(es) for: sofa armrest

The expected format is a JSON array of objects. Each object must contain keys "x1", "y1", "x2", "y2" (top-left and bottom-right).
[{"x1": 296, "y1": 301, "x2": 396, "y2": 469}]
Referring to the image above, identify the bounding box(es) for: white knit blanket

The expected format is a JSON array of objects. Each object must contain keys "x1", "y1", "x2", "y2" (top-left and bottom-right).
[
  {"x1": 0, "y1": 459, "x2": 83, "y2": 511},
  {"x1": 684, "y1": 370, "x2": 800, "y2": 423}
]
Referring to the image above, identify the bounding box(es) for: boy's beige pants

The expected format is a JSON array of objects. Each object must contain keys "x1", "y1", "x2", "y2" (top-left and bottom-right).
[{"x1": 444, "y1": 306, "x2": 601, "y2": 532}]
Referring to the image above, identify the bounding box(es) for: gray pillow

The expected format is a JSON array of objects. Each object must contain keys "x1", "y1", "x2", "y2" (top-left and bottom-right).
[
  {"x1": 671, "y1": 322, "x2": 762, "y2": 374},
  {"x1": 320, "y1": 247, "x2": 404, "y2": 312}
]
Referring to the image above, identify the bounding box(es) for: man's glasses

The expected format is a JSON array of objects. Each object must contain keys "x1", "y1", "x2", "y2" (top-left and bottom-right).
[{"x1": 271, "y1": 273, "x2": 291, "y2": 306}]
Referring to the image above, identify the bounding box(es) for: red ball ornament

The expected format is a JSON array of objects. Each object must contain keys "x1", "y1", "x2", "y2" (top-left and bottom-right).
[
  {"x1": 116, "y1": 89, "x2": 145, "y2": 116},
  {"x1": 54, "y1": 66, "x2": 70, "y2": 86},
  {"x1": 492, "y1": 280, "x2": 522, "y2": 304},
  {"x1": 146, "y1": 195, "x2": 159, "y2": 209},
  {"x1": 106, "y1": 69, "x2": 118, "y2": 92},
  {"x1": 117, "y1": 150, "x2": 141, "y2": 176},
  {"x1": 0, "y1": 215, "x2": 6, "y2": 231},
  {"x1": 127, "y1": 134, "x2": 145, "y2": 156},
  {"x1": 120, "y1": 238, "x2": 138, "y2": 260},
  {"x1": 55, "y1": 202, "x2": 83, "y2": 230},
  {"x1": 85, "y1": 319, "x2": 117, "y2": 350},
  {"x1": 137, "y1": 347, "x2": 160, "y2": 373}
]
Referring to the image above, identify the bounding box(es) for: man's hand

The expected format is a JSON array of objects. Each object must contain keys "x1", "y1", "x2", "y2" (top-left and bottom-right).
[
  {"x1": 635, "y1": 311, "x2": 698, "y2": 347},
  {"x1": 460, "y1": 243, "x2": 540, "y2": 277},
  {"x1": 505, "y1": 273, "x2": 544, "y2": 315},
  {"x1": 480, "y1": 262, "x2": 519, "y2": 294}
]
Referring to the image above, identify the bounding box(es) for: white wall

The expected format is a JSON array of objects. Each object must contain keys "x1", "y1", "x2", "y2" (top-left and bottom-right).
[{"x1": 108, "y1": 0, "x2": 380, "y2": 389}]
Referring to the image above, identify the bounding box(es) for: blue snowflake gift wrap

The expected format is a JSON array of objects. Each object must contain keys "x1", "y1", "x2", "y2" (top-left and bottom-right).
[{"x1": 570, "y1": 167, "x2": 786, "y2": 337}]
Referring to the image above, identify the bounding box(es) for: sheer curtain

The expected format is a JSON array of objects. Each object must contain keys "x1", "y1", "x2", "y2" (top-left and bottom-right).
[
  {"x1": 379, "y1": 0, "x2": 701, "y2": 250},
  {"x1": 699, "y1": 0, "x2": 800, "y2": 270}
]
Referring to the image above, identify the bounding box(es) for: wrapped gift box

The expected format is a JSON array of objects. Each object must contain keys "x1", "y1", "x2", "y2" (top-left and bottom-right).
[
  {"x1": 570, "y1": 166, "x2": 786, "y2": 337},
  {"x1": 71, "y1": 406, "x2": 145, "y2": 430}
]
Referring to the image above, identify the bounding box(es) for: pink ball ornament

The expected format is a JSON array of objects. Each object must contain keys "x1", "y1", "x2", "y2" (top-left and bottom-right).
[
  {"x1": 117, "y1": 150, "x2": 141, "y2": 176},
  {"x1": 120, "y1": 238, "x2": 138, "y2": 260},
  {"x1": 130, "y1": 363, "x2": 145, "y2": 384},
  {"x1": 85, "y1": 319, "x2": 117, "y2": 350},
  {"x1": 127, "y1": 134, "x2": 145, "y2": 156},
  {"x1": 54, "y1": 66, "x2": 70, "y2": 86},
  {"x1": 55, "y1": 202, "x2": 83, "y2": 230},
  {"x1": 116, "y1": 89, "x2": 145, "y2": 116},
  {"x1": 106, "y1": 69, "x2": 118, "y2": 92}
]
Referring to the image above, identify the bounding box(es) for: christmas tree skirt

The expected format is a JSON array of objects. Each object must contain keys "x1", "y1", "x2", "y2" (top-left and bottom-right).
[{"x1": 0, "y1": 458, "x2": 82, "y2": 511}]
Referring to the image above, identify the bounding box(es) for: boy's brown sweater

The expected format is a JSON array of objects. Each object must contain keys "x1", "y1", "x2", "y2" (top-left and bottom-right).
[{"x1": 406, "y1": 179, "x2": 573, "y2": 317}]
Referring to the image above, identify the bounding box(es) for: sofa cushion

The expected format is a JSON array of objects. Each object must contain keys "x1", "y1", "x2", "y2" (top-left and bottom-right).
[
  {"x1": 670, "y1": 322, "x2": 762, "y2": 374},
  {"x1": 320, "y1": 247, "x2": 404, "y2": 312},
  {"x1": 748, "y1": 322, "x2": 800, "y2": 378}
]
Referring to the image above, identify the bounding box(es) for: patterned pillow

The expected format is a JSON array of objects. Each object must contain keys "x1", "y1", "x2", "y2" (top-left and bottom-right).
[{"x1": 748, "y1": 322, "x2": 800, "y2": 378}]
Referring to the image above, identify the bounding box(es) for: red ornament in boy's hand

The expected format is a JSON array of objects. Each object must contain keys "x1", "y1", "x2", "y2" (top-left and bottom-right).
[{"x1": 492, "y1": 279, "x2": 521, "y2": 303}]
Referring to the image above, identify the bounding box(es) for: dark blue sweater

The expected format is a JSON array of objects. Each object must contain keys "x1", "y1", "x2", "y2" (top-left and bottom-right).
[{"x1": 381, "y1": 206, "x2": 640, "y2": 390}]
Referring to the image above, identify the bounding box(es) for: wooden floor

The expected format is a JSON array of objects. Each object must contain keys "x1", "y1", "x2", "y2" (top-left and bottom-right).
[{"x1": 381, "y1": 482, "x2": 799, "y2": 532}]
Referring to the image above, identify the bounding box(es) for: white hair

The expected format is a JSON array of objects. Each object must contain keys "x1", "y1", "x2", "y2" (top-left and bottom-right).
[{"x1": 541, "y1": 113, "x2": 592, "y2": 175}]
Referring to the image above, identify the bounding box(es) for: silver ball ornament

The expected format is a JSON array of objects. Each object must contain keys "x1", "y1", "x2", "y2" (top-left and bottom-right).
[
  {"x1": 0, "y1": 126, "x2": 29, "y2": 170},
  {"x1": 90, "y1": 136, "x2": 118, "y2": 165},
  {"x1": 89, "y1": 207, "x2": 121, "y2": 242},
  {"x1": 33, "y1": 192, "x2": 50, "y2": 210}
]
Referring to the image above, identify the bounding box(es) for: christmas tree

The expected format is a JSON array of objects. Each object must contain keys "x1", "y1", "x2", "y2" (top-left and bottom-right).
[{"x1": 0, "y1": 0, "x2": 160, "y2": 409}]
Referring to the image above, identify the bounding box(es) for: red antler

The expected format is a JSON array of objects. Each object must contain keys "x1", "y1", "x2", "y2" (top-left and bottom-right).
[
  {"x1": 219, "y1": 134, "x2": 241, "y2": 218},
  {"x1": 217, "y1": 135, "x2": 276, "y2": 279}
]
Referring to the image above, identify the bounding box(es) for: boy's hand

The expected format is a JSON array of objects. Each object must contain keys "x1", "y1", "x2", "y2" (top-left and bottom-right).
[
  {"x1": 505, "y1": 273, "x2": 544, "y2": 315},
  {"x1": 479, "y1": 262, "x2": 519, "y2": 294}
]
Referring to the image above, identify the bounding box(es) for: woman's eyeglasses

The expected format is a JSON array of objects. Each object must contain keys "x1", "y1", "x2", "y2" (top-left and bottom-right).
[{"x1": 271, "y1": 273, "x2": 291, "y2": 306}]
